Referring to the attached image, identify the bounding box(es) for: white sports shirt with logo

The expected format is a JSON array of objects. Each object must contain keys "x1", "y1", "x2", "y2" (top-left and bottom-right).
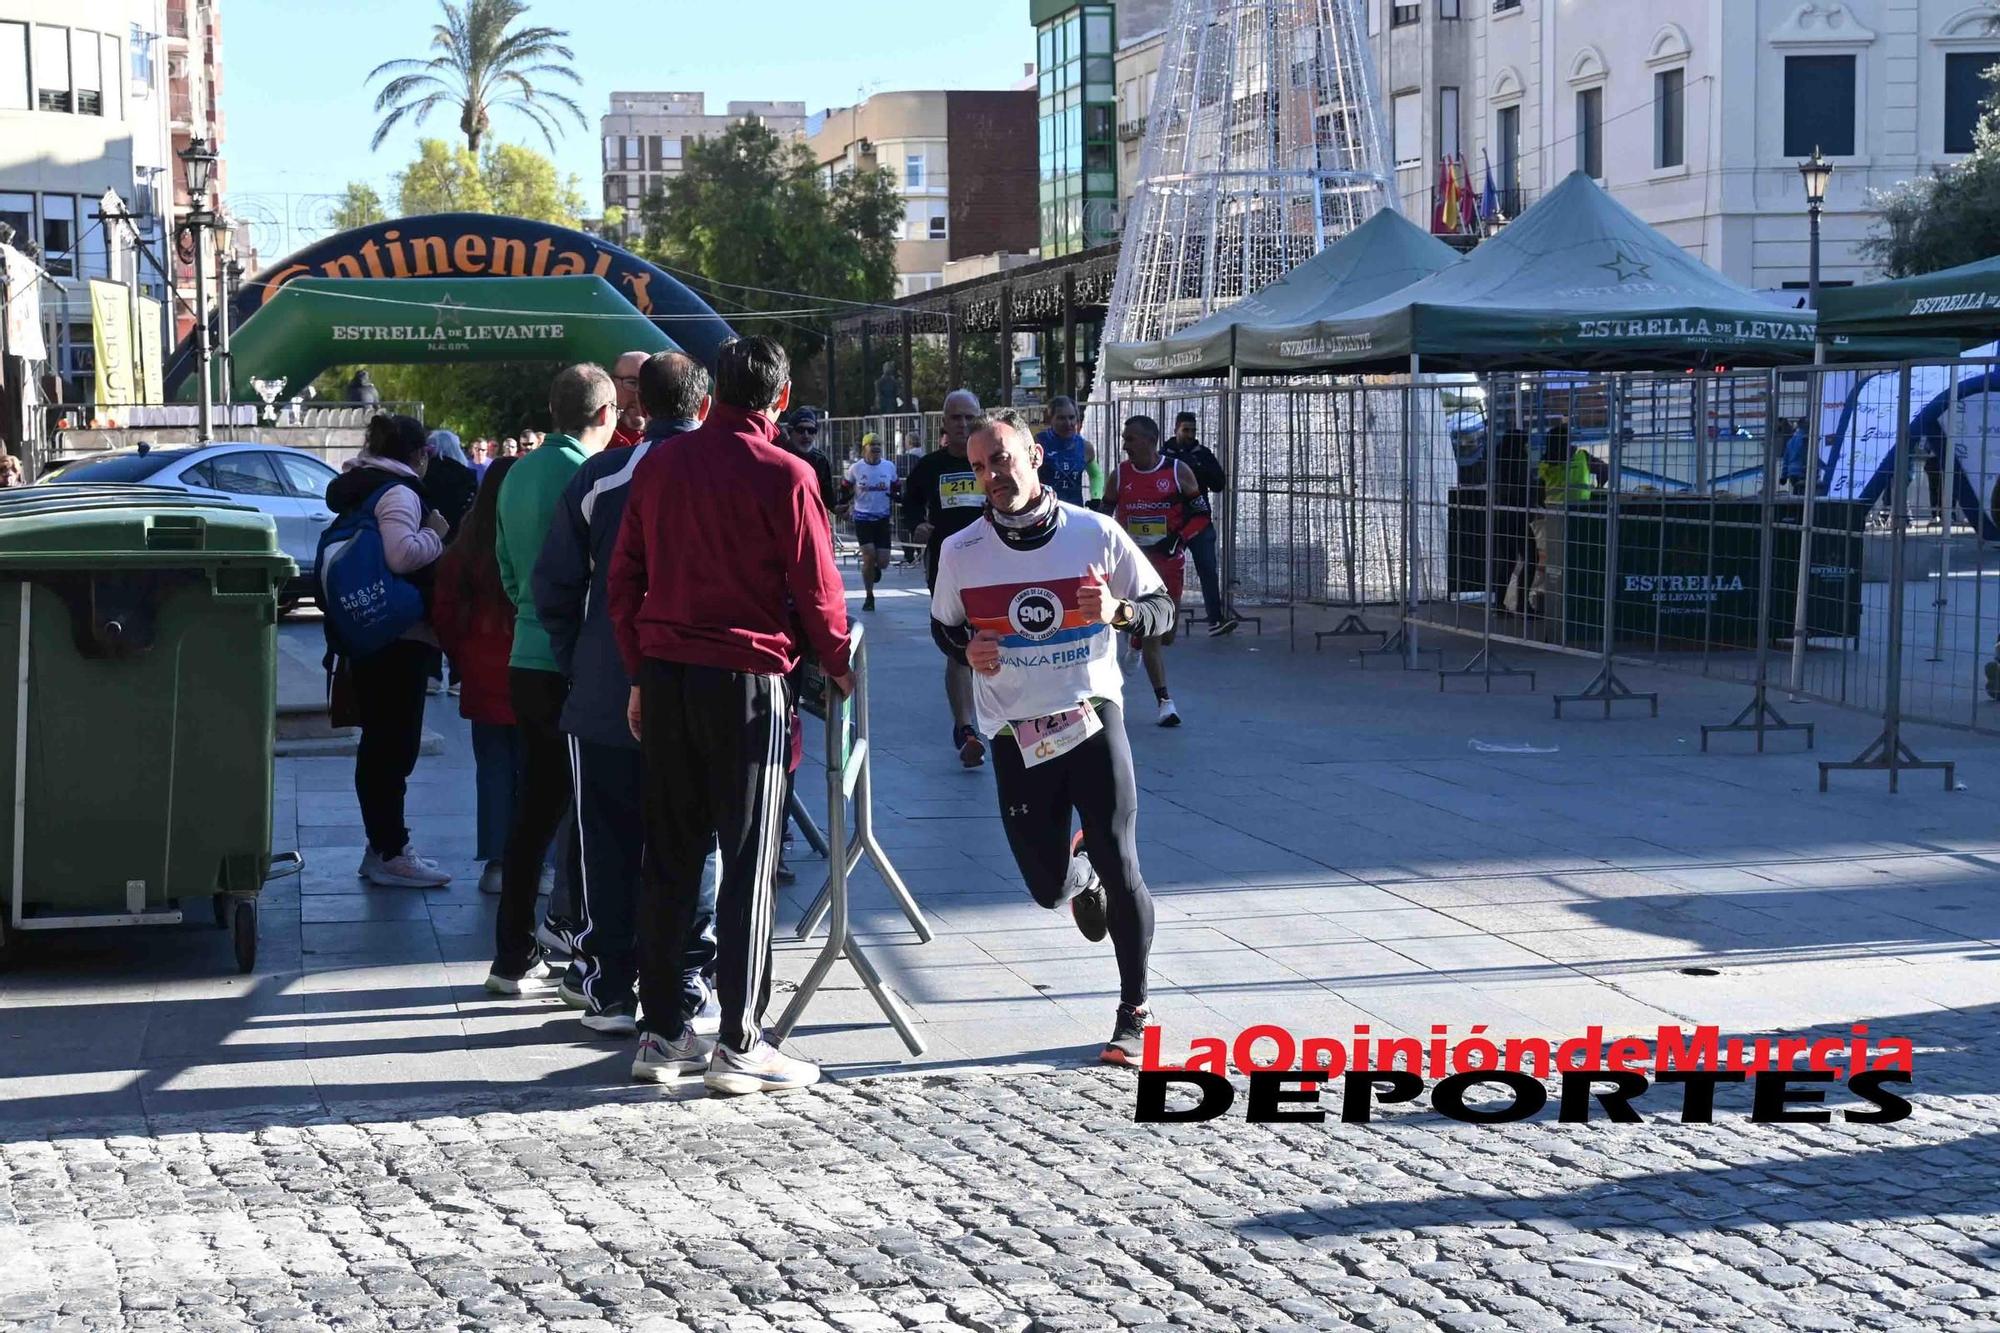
[
  {"x1": 931, "y1": 503, "x2": 1165, "y2": 740},
  {"x1": 847, "y1": 458, "x2": 897, "y2": 520}
]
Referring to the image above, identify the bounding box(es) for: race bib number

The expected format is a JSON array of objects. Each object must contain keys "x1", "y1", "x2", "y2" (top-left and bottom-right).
[
  {"x1": 939, "y1": 473, "x2": 983, "y2": 508},
  {"x1": 1125, "y1": 517, "x2": 1168, "y2": 540},
  {"x1": 1013, "y1": 704, "x2": 1102, "y2": 769}
]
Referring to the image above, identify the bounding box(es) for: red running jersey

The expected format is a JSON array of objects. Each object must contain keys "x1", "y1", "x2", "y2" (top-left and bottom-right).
[{"x1": 1114, "y1": 457, "x2": 1184, "y2": 561}]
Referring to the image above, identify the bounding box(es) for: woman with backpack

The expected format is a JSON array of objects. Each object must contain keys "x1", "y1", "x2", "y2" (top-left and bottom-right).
[
  {"x1": 433, "y1": 456, "x2": 528, "y2": 896},
  {"x1": 323, "y1": 413, "x2": 453, "y2": 888}
]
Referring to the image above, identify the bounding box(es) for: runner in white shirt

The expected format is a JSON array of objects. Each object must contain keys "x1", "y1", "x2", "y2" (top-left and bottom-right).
[
  {"x1": 844, "y1": 433, "x2": 898, "y2": 611},
  {"x1": 930, "y1": 408, "x2": 1176, "y2": 1064}
]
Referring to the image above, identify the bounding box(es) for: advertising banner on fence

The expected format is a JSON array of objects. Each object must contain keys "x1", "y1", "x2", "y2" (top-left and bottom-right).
[{"x1": 89, "y1": 279, "x2": 135, "y2": 408}]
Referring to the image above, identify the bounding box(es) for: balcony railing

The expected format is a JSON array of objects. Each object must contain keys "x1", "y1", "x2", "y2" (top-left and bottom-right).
[
  {"x1": 1493, "y1": 0, "x2": 1522, "y2": 12},
  {"x1": 1117, "y1": 117, "x2": 1147, "y2": 142}
]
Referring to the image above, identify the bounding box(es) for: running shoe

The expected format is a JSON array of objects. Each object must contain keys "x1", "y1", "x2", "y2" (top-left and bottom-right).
[
  {"x1": 1207, "y1": 613, "x2": 1241, "y2": 638},
  {"x1": 477, "y1": 860, "x2": 503, "y2": 896},
  {"x1": 365, "y1": 847, "x2": 451, "y2": 889},
  {"x1": 683, "y1": 973, "x2": 721, "y2": 1037},
  {"x1": 582, "y1": 999, "x2": 639, "y2": 1037},
  {"x1": 1101, "y1": 1004, "x2": 1150, "y2": 1066},
  {"x1": 775, "y1": 861, "x2": 797, "y2": 886},
  {"x1": 1066, "y1": 831, "x2": 1109, "y2": 943},
  {"x1": 864, "y1": 592, "x2": 876, "y2": 612},
  {"x1": 955, "y1": 725, "x2": 986, "y2": 769},
  {"x1": 556, "y1": 964, "x2": 589, "y2": 1010},
  {"x1": 1156, "y1": 697, "x2": 1182, "y2": 728},
  {"x1": 484, "y1": 950, "x2": 558, "y2": 996},
  {"x1": 426, "y1": 678, "x2": 444, "y2": 697},
  {"x1": 535, "y1": 915, "x2": 581, "y2": 958},
  {"x1": 632, "y1": 1025, "x2": 709, "y2": 1082},
  {"x1": 705, "y1": 1037, "x2": 821, "y2": 1095}
]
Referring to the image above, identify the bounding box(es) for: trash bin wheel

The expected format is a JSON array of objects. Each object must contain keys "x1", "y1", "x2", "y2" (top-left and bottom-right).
[
  {"x1": 232, "y1": 899, "x2": 257, "y2": 974},
  {"x1": 212, "y1": 894, "x2": 229, "y2": 929}
]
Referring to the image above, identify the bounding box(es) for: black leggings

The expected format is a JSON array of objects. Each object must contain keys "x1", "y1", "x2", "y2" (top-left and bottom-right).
[
  {"x1": 990, "y1": 700, "x2": 1154, "y2": 1009},
  {"x1": 350, "y1": 639, "x2": 433, "y2": 857}
]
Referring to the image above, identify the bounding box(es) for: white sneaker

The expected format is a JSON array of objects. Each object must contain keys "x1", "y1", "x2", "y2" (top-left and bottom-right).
[
  {"x1": 357, "y1": 847, "x2": 381, "y2": 878},
  {"x1": 426, "y1": 678, "x2": 444, "y2": 696},
  {"x1": 705, "y1": 1037, "x2": 820, "y2": 1095},
  {"x1": 365, "y1": 847, "x2": 451, "y2": 888},
  {"x1": 1156, "y1": 697, "x2": 1182, "y2": 728},
  {"x1": 633, "y1": 1025, "x2": 709, "y2": 1082},
  {"x1": 477, "y1": 861, "x2": 503, "y2": 895}
]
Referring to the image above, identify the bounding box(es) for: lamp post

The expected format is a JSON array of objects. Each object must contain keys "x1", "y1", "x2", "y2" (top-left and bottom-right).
[
  {"x1": 178, "y1": 137, "x2": 219, "y2": 442},
  {"x1": 1798, "y1": 145, "x2": 1833, "y2": 311}
]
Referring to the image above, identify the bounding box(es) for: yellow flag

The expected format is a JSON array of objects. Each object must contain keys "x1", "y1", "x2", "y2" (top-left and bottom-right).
[
  {"x1": 137, "y1": 296, "x2": 164, "y2": 405},
  {"x1": 90, "y1": 280, "x2": 136, "y2": 409}
]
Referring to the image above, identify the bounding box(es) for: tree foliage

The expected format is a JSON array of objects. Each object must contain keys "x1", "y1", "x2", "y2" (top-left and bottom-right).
[
  {"x1": 367, "y1": 0, "x2": 584, "y2": 154},
  {"x1": 396, "y1": 140, "x2": 492, "y2": 215},
  {"x1": 1864, "y1": 62, "x2": 2000, "y2": 277},
  {"x1": 330, "y1": 183, "x2": 387, "y2": 233},
  {"x1": 638, "y1": 122, "x2": 903, "y2": 402}
]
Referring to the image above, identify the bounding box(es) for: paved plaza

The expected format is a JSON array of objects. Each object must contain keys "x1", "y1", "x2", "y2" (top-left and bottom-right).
[{"x1": 2, "y1": 567, "x2": 1999, "y2": 1330}]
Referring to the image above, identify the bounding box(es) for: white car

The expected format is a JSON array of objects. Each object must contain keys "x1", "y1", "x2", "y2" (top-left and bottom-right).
[{"x1": 40, "y1": 442, "x2": 341, "y2": 606}]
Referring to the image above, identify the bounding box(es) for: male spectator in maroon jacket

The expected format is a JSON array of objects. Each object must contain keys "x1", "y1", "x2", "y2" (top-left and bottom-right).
[{"x1": 608, "y1": 335, "x2": 852, "y2": 1096}]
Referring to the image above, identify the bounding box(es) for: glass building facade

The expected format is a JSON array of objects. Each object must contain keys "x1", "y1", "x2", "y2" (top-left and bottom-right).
[{"x1": 1035, "y1": 1, "x2": 1118, "y2": 256}]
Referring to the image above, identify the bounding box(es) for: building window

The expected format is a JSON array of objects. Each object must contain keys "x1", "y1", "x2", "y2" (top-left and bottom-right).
[
  {"x1": 81, "y1": 216, "x2": 109, "y2": 279},
  {"x1": 1440, "y1": 86, "x2": 1460, "y2": 161},
  {"x1": 928, "y1": 202, "x2": 948, "y2": 240},
  {"x1": 72, "y1": 28, "x2": 101, "y2": 116},
  {"x1": 904, "y1": 152, "x2": 925, "y2": 189},
  {"x1": 1655, "y1": 68, "x2": 1685, "y2": 168},
  {"x1": 0, "y1": 22, "x2": 25, "y2": 110},
  {"x1": 1441, "y1": 0, "x2": 1461, "y2": 17},
  {"x1": 1393, "y1": 90, "x2": 1422, "y2": 167},
  {"x1": 1784, "y1": 54, "x2": 1856, "y2": 157},
  {"x1": 129, "y1": 24, "x2": 152, "y2": 89},
  {"x1": 1945, "y1": 52, "x2": 1998, "y2": 155},
  {"x1": 1494, "y1": 0, "x2": 1521, "y2": 11},
  {"x1": 1392, "y1": 3, "x2": 1420, "y2": 26},
  {"x1": 603, "y1": 137, "x2": 619, "y2": 170},
  {"x1": 41, "y1": 194, "x2": 75, "y2": 276},
  {"x1": 1576, "y1": 87, "x2": 1602, "y2": 179},
  {"x1": 99, "y1": 33, "x2": 119, "y2": 117},
  {"x1": 0, "y1": 194, "x2": 32, "y2": 247},
  {"x1": 34, "y1": 25, "x2": 70, "y2": 113},
  {"x1": 1496, "y1": 104, "x2": 1521, "y2": 213}
]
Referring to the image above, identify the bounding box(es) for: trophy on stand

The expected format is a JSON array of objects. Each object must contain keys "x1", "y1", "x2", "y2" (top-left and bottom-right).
[{"x1": 249, "y1": 377, "x2": 288, "y2": 426}]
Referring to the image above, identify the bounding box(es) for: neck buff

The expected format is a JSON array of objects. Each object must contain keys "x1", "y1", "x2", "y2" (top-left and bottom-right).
[{"x1": 989, "y1": 486, "x2": 1059, "y2": 548}]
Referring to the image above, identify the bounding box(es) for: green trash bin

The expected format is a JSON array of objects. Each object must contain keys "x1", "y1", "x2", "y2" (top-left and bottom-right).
[{"x1": 0, "y1": 484, "x2": 297, "y2": 973}]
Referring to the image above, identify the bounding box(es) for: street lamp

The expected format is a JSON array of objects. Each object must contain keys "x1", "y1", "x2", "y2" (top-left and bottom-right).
[
  {"x1": 178, "y1": 137, "x2": 219, "y2": 441},
  {"x1": 1798, "y1": 145, "x2": 1834, "y2": 311}
]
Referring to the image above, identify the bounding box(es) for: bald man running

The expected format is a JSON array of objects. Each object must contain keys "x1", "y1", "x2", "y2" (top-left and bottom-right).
[{"x1": 902, "y1": 389, "x2": 989, "y2": 767}]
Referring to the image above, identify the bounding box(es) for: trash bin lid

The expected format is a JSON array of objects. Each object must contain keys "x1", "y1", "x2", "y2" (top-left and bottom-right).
[{"x1": 0, "y1": 484, "x2": 288, "y2": 568}]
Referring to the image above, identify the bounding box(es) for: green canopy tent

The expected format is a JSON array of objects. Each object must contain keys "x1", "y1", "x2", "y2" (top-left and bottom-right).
[
  {"x1": 1816, "y1": 253, "x2": 2000, "y2": 344},
  {"x1": 1099, "y1": 210, "x2": 1465, "y2": 381},
  {"x1": 1284, "y1": 172, "x2": 1937, "y2": 374},
  {"x1": 185, "y1": 274, "x2": 677, "y2": 403}
]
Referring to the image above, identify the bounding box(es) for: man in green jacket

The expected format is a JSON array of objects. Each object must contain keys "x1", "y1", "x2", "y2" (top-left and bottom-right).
[{"x1": 487, "y1": 363, "x2": 619, "y2": 996}]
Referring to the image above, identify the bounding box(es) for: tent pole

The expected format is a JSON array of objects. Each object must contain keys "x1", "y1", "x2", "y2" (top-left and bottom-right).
[
  {"x1": 1223, "y1": 353, "x2": 1241, "y2": 629},
  {"x1": 1554, "y1": 373, "x2": 1657, "y2": 718},
  {"x1": 1821, "y1": 363, "x2": 1954, "y2": 791},
  {"x1": 1702, "y1": 366, "x2": 1814, "y2": 751},
  {"x1": 1788, "y1": 343, "x2": 1826, "y2": 695}
]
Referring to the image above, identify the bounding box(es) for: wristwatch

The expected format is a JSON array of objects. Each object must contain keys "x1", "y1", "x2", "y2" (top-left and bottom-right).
[{"x1": 1110, "y1": 599, "x2": 1134, "y2": 630}]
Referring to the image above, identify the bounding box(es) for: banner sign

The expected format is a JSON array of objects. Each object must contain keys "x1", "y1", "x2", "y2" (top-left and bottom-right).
[
  {"x1": 90, "y1": 279, "x2": 135, "y2": 407},
  {"x1": 1, "y1": 243, "x2": 47, "y2": 362}
]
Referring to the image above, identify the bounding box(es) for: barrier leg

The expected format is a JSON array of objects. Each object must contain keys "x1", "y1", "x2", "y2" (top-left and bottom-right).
[
  {"x1": 1554, "y1": 378, "x2": 1657, "y2": 719},
  {"x1": 788, "y1": 789, "x2": 829, "y2": 858}
]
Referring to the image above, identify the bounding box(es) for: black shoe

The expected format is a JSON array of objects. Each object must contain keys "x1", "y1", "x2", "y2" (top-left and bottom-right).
[
  {"x1": 1207, "y1": 613, "x2": 1240, "y2": 638},
  {"x1": 775, "y1": 861, "x2": 797, "y2": 886},
  {"x1": 1066, "y1": 832, "x2": 1108, "y2": 943},
  {"x1": 535, "y1": 915, "x2": 581, "y2": 958},
  {"x1": 863, "y1": 592, "x2": 876, "y2": 611},
  {"x1": 1101, "y1": 1004, "x2": 1149, "y2": 1065},
  {"x1": 955, "y1": 725, "x2": 986, "y2": 769}
]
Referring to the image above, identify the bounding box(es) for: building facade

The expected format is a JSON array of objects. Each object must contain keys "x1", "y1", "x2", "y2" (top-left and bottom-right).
[
  {"x1": 806, "y1": 90, "x2": 1038, "y2": 298},
  {"x1": 2, "y1": 0, "x2": 185, "y2": 395},
  {"x1": 1365, "y1": 0, "x2": 2000, "y2": 290},
  {"x1": 599, "y1": 92, "x2": 807, "y2": 242}
]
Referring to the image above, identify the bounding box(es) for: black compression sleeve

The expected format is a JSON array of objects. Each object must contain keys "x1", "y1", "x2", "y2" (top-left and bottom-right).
[
  {"x1": 932, "y1": 616, "x2": 973, "y2": 664},
  {"x1": 1123, "y1": 586, "x2": 1177, "y2": 640}
]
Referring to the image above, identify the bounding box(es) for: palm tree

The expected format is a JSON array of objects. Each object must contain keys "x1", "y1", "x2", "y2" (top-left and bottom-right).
[{"x1": 367, "y1": 0, "x2": 585, "y2": 155}]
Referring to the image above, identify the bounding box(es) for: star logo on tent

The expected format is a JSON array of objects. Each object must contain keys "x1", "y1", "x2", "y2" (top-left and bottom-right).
[
  {"x1": 432, "y1": 293, "x2": 468, "y2": 327},
  {"x1": 1537, "y1": 320, "x2": 1571, "y2": 346},
  {"x1": 1600, "y1": 248, "x2": 1652, "y2": 283}
]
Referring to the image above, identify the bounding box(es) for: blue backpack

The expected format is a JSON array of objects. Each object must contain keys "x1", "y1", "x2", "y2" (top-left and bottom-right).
[{"x1": 317, "y1": 481, "x2": 427, "y2": 658}]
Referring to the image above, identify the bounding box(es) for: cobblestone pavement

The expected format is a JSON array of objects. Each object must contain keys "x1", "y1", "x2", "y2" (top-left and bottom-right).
[{"x1": 3, "y1": 1018, "x2": 1997, "y2": 1333}]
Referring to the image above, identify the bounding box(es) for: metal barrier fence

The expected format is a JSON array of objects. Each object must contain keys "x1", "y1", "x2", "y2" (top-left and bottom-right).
[{"x1": 39, "y1": 402, "x2": 428, "y2": 478}]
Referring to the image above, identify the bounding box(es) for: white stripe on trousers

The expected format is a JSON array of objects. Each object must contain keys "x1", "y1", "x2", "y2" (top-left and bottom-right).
[
  {"x1": 565, "y1": 734, "x2": 603, "y2": 1005},
  {"x1": 738, "y1": 681, "x2": 788, "y2": 1049}
]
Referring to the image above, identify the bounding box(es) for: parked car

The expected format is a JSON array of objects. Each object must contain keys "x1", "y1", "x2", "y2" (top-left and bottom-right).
[{"x1": 38, "y1": 443, "x2": 340, "y2": 610}]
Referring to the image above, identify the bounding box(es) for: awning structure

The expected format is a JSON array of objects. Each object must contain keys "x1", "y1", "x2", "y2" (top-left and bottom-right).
[
  {"x1": 1816, "y1": 254, "x2": 2000, "y2": 344},
  {"x1": 1099, "y1": 210, "x2": 1463, "y2": 381}
]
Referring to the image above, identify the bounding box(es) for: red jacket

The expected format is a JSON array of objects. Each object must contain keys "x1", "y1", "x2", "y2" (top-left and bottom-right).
[
  {"x1": 432, "y1": 548, "x2": 517, "y2": 726},
  {"x1": 609, "y1": 402, "x2": 851, "y2": 680}
]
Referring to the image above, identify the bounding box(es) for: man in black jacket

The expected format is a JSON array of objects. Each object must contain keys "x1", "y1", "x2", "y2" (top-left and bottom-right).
[
  {"x1": 533, "y1": 350, "x2": 720, "y2": 1042},
  {"x1": 1165, "y1": 412, "x2": 1237, "y2": 635}
]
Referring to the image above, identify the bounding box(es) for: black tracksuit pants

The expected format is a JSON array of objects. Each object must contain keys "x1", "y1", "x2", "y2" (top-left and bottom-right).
[
  {"x1": 990, "y1": 700, "x2": 1155, "y2": 1010},
  {"x1": 497, "y1": 667, "x2": 582, "y2": 967},
  {"x1": 350, "y1": 639, "x2": 433, "y2": 857},
  {"x1": 637, "y1": 658, "x2": 790, "y2": 1052}
]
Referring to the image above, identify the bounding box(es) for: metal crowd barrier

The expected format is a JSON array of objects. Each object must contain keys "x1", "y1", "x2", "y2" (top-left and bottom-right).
[{"x1": 773, "y1": 624, "x2": 929, "y2": 1056}]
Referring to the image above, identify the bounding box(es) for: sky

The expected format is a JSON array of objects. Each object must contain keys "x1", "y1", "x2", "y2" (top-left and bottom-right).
[{"x1": 223, "y1": 0, "x2": 1035, "y2": 245}]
